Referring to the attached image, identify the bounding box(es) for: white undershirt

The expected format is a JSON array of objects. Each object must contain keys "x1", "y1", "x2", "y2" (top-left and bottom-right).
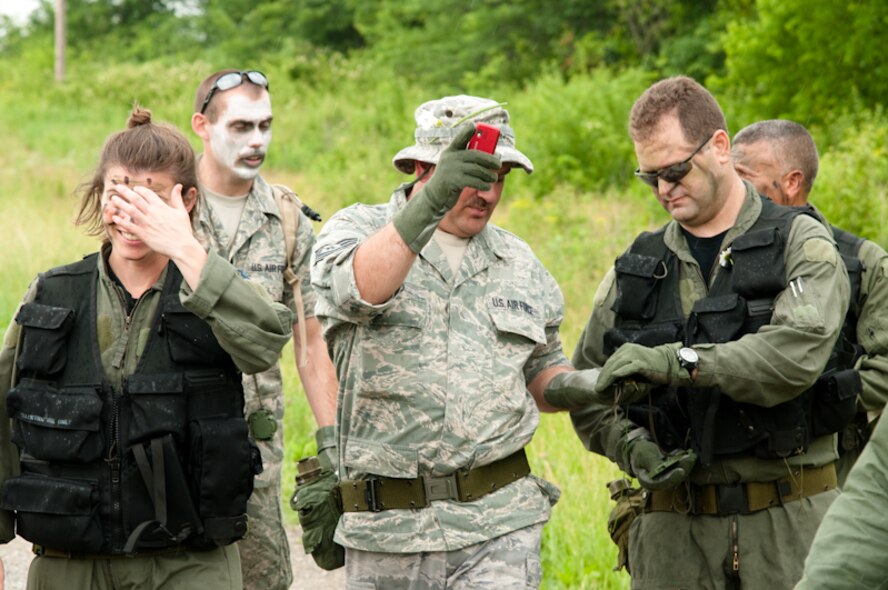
[
  {"x1": 433, "y1": 229, "x2": 470, "y2": 276},
  {"x1": 203, "y1": 187, "x2": 249, "y2": 249}
]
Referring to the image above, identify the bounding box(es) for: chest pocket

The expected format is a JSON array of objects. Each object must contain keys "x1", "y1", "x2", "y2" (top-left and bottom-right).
[
  {"x1": 366, "y1": 285, "x2": 428, "y2": 345},
  {"x1": 488, "y1": 294, "x2": 546, "y2": 368}
]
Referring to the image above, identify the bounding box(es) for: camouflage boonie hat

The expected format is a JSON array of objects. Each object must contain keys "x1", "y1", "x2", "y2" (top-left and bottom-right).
[{"x1": 392, "y1": 95, "x2": 534, "y2": 175}]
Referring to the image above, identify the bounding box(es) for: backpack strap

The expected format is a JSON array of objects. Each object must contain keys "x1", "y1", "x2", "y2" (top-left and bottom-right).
[{"x1": 271, "y1": 184, "x2": 309, "y2": 367}]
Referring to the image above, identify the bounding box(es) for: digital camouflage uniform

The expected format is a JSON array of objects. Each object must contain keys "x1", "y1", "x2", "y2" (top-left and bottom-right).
[
  {"x1": 572, "y1": 185, "x2": 850, "y2": 589},
  {"x1": 310, "y1": 186, "x2": 567, "y2": 586},
  {"x1": 194, "y1": 173, "x2": 317, "y2": 590},
  {"x1": 794, "y1": 406, "x2": 888, "y2": 589},
  {"x1": 0, "y1": 246, "x2": 293, "y2": 589}
]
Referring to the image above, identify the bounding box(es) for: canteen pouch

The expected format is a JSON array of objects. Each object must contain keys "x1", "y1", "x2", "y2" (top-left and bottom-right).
[
  {"x1": 291, "y1": 461, "x2": 344, "y2": 571},
  {"x1": 0, "y1": 474, "x2": 103, "y2": 553},
  {"x1": 606, "y1": 479, "x2": 645, "y2": 573},
  {"x1": 7, "y1": 381, "x2": 104, "y2": 463},
  {"x1": 14, "y1": 303, "x2": 74, "y2": 375}
]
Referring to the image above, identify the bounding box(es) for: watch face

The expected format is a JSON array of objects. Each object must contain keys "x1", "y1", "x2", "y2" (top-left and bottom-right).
[{"x1": 679, "y1": 347, "x2": 699, "y2": 364}]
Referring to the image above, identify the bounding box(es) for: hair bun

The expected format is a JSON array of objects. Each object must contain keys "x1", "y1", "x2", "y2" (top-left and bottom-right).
[{"x1": 127, "y1": 104, "x2": 153, "y2": 128}]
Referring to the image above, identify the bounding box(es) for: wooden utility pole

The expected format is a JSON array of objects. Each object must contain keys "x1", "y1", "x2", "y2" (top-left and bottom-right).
[{"x1": 55, "y1": 0, "x2": 65, "y2": 82}]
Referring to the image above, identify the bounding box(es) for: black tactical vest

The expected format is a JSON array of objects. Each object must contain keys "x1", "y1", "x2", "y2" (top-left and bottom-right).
[
  {"x1": 0, "y1": 254, "x2": 260, "y2": 555},
  {"x1": 606, "y1": 197, "x2": 859, "y2": 464}
]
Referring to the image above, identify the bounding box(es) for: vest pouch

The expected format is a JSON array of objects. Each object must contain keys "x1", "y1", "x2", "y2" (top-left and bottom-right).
[
  {"x1": 611, "y1": 253, "x2": 666, "y2": 321},
  {"x1": 188, "y1": 416, "x2": 253, "y2": 545},
  {"x1": 7, "y1": 381, "x2": 103, "y2": 463},
  {"x1": 626, "y1": 387, "x2": 689, "y2": 452},
  {"x1": 0, "y1": 474, "x2": 102, "y2": 553},
  {"x1": 811, "y1": 369, "x2": 862, "y2": 437},
  {"x1": 14, "y1": 303, "x2": 74, "y2": 375},
  {"x1": 603, "y1": 320, "x2": 683, "y2": 356},
  {"x1": 162, "y1": 295, "x2": 230, "y2": 366},
  {"x1": 121, "y1": 373, "x2": 186, "y2": 447},
  {"x1": 185, "y1": 370, "x2": 244, "y2": 421},
  {"x1": 121, "y1": 435, "x2": 202, "y2": 551},
  {"x1": 755, "y1": 394, "x2": 811, "y2": 458},
  {"x1": 729, "y1": 228, "x2": 786, "y2": 298},
  {"x1": 687, "y1": 294, "x2": 747, "y2": 345}
]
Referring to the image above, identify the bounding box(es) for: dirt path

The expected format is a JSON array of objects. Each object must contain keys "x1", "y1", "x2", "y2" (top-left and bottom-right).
[{"x1": 0, "y1": 526, "x2": 345, "y2": 590}]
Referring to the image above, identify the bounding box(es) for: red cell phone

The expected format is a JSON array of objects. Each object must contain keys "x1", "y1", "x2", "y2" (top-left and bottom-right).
[{"x1": 466, "y1": 123, "x2": 500, "y2": 154}]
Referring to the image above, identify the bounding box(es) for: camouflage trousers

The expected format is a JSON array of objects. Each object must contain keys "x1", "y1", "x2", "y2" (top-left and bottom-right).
[
  {"x1": 344, "y1": 523, "x2": 543, "y2": 590},
  {"x1": 238, "y1": 373, "x2": 292, "y2": 590},
  {"x1": 626, "y1": 489, "x2": 838, "y2": 589},
  {"x1": 26, "y1": 545, "x2": 241, "y2": 590}
]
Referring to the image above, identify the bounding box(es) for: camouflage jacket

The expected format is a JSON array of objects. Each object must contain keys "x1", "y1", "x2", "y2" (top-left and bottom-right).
[
  {"x1": 193, "y1": 173, "x2": 316, "y2": 488},
  {"x1": 572, "y1": 183, "x2": 851, "y2": 484},
  {"x1": 311, "y1": 186, "x2": 568, "y2": 552}
]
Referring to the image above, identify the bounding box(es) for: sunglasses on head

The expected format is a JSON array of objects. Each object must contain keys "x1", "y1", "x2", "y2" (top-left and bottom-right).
[
  {"x1": 634, "y1": 134, "x2": 713, "y2": 188},
  {"x1": 199, "y1": 70, "x2": 269, "y2": 115}
]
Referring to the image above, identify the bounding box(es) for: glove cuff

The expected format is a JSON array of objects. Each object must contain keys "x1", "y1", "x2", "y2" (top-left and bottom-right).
[
  {"x1": 393, "y1": 191, "x2": 446, "y2": 253},
  {"x1": 315, "y1": 425, "x2": 338, "y2": 453}
]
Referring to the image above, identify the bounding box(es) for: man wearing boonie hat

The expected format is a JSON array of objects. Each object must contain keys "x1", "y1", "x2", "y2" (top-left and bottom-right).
[{"x1": 310, "y1": 95, "x2": 608, "y2": 588}]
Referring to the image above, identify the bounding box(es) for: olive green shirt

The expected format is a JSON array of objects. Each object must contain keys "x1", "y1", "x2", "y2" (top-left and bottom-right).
[{"x1": 572, "y1": 184, "x2": 851, "y2": 483}]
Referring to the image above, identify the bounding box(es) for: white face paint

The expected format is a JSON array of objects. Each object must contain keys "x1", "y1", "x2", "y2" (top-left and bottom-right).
[{"x1": 208, "y1": 92, "x2": 273, "y2": 181}]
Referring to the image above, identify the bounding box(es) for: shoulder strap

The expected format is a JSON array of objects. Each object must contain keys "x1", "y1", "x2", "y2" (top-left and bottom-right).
[{"x1": 271, "y1": 184, "x2": 308, "y2": 367}]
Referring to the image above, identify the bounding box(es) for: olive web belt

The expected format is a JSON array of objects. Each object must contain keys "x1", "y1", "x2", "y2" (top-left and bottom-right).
[{"x1": 339, "y1": 448, "x2": 530, "y2": 512}]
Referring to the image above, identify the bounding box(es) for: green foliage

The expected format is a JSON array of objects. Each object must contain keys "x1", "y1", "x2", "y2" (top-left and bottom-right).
[
  {"x1": 815, "y1": 109, "x2": 888, "y2": 247},
  {"x1": 716, "y1": 0, "x2": 888, "y2": 129}
]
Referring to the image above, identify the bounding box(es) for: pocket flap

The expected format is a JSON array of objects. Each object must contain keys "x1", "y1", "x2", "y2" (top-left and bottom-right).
[
  {"x1": 614, "y1": 253, "x2": 663, "y2": 278},
  {"x1": 8, "y1": 383, "x2": 102, "y2": 432},
  {"x1": 0, "y1": 474, "x2": 95, "y2": 515},
  {"x1": 691, "y1": 293, "x2": 740, "y2": 314},
  {"x1": 731, "y1": 228, "x2": 777, "y2": 252},
  {"x1": 15, "y1": 303, "x2": 74, "y2": 330},
  {"x1": 126, "y1": 373, "x2": 184, "y2": 395}
]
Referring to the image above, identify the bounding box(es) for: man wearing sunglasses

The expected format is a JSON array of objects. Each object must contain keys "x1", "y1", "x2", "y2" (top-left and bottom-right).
[
  {"x1": 732, "y1": 120, "x2": 888, "y2": 489},
  {"x1": 190, "y1": 69, "x2": 339, "y2": 590},
  {"x1": 570, "y1": 76, "x2": 850, "y2": 588}
]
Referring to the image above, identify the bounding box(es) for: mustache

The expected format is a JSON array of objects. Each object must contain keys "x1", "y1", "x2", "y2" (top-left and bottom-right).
[{"x1": 467, "y1": 197, "x2": 491, "y2": 210}]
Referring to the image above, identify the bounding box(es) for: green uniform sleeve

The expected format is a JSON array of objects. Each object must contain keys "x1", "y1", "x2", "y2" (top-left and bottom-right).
[
  {"x1": 795, "y1": 414, "x2": 888, "y2": 589},
  {"x1": 693, "y1": 214, "x2": 851, "y2": 407},
  {"x1": 570, "y1": 267, "x2": 631, "y2": 462},
  {"x1": 854, "y1": 241, "x2": 888, "y2": 412},
  {"x1": 0, "y1": 280, "x2": 38, "y2": 542},
  {"x1": 180, "y1": 250, "x2": 293, "y2": 375}
]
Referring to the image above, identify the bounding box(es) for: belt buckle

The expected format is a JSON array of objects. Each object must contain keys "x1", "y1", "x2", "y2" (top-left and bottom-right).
[
  {"x1": 717, "y1": 483, "x2": 747, "y2": 515},
  {"x1": 364, "y1": 478, "x2": 383, "y2": 512},
  {"x1": 423, "y1": 474, "x2": 459, "y2": 502}
]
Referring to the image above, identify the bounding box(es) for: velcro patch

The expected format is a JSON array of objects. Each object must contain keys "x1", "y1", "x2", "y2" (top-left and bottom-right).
[{"x1": 803, "y1": 239, "x2": 838, "y2": 265}]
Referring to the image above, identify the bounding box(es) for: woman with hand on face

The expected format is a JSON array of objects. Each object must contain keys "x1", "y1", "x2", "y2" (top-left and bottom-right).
[{"x1": 0, "y1": 106, "x2": 293, "y2": 590}]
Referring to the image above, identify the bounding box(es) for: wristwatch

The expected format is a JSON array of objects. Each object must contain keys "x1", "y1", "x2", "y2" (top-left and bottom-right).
[{"x1": 677, "y1": 347, "x2": 699, "y2": 373}]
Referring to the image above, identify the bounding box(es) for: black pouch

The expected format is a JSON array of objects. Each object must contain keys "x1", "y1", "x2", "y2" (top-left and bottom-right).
[
  {"x1": 162, "y1": 296, "x2": 229, "y2": 366},
  {"x1": 188, "y1": 417, "x2": 254, "y2": 545},
  {"x1": 611, "y1": 253, "x2": 666, "y2": 321},
  {"x1": 730, "y1": 228, "x2": 785, "y2": 298},
  {"x1": 7, "y1": 381, "x2": 103, "y2": 463},
  {"x1": 121, "y1": 373, "x2": 187, "y2": 447},
  {"x1": 0, "y1": 474, "x2": 103, "y2": 553},
  {"x1": 811, "y1": 369, "x2": 862, "y2": 437},
  {"x1": 14, "y1": 303, "x2": 74, "y2": 375},
  {"x1": 604, "y1": 320, "x2": 683, "y2": 356},
  {"x1": 687, "y1": 294, "x2": 748, "y2": 345}
]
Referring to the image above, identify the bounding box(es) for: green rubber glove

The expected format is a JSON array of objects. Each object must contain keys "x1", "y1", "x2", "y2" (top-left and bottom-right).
[
  {"x1": 596, "y1": 342, "x2": 691, "y2": 392},
  {"x1": 315, "y1": 425, "x2": 339, "y2": 475},
  {"x1": 393, "y1": 124, "x2": 500, "y2": 252},
  {"x1": 622, "y1": 428, "x2": 696, "y2": 490},
  {"x1": 543, "y1": 369, "x2": 608, "y2": 410}
]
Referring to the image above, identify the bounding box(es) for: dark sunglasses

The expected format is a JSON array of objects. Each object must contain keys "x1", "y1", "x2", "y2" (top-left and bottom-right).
[
  {"x1": 634, "y1": 134, "x2": 712, "y2": 188},
  {"x1": 199, "y1": 70, "x2": 269, "y2": 115}
]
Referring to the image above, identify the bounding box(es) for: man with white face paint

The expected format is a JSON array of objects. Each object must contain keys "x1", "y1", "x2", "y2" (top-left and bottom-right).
[{"x1": 191, "y1": 69, "x2": 340, "y2": 590}]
